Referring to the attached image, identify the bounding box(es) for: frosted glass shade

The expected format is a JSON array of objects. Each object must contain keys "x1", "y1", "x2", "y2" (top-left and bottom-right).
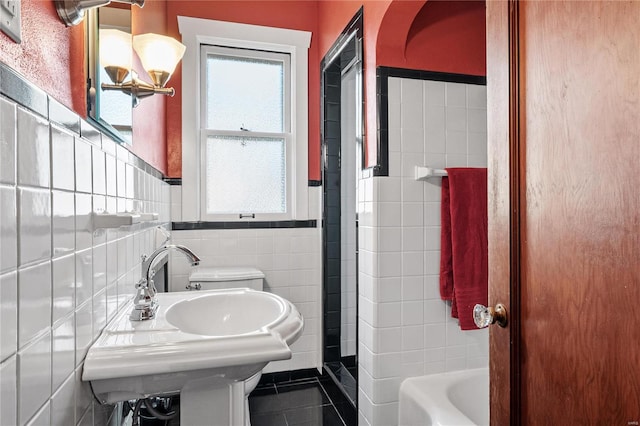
[
  {"x1": 133, "y1": 33, "x2": 186, "y2": 85},
  {"x1": 99, "y1": 29, "x2": 132, "y2": 70}
]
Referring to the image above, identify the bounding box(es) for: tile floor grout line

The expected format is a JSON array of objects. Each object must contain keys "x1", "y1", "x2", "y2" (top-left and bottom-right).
[
  {"x1": 317, "y1": 379, "x2": 349, "y2": 426},
  {"x1": 250, "y1": 374, "x2": 356, "y2": 426}
]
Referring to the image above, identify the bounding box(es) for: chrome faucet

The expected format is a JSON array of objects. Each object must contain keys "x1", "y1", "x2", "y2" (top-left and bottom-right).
[{"x1": 130, "y1": 244, "x2": 201, "y2": 321}]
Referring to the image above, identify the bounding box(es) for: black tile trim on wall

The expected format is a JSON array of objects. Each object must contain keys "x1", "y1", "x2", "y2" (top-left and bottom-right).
[
  {"x1": 375, "y1": 68, "x2": 390, "y2": 177},
  {"x1": 375, "y1": 66, "x2": 488, "y2": 177},
  {"x1": 258, "y1": 368, "x2": 320, "y2": 386},
  {"x1": 379, "y1": 66, "x2": 487, "y2": 85},
  {"x1": 164, "y1": 178, "x2": 183, "y2": 185},
  {"x1": 172, "y1": 220, "x2": 318, "y2": 230},
  {"x1": 0, "y1": 61, "x2": 166, "y2": 181},
  {"x1": 166, "y1": 178, "x2": 322, "y2": 188}
]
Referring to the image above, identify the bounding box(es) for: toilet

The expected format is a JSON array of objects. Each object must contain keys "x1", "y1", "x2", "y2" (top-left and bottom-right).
[
  {"x1": 187, "y1": 266, "x2": 266, "y2": 424},
  {"x1": 187, "y1": 266, "x2": 265, "y2": 292}
]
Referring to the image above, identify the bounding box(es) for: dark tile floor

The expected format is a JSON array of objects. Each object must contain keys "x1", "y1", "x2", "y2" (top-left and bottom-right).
[
  {"x1": 249, "y1": 376, "x2": 357, "y2": 426},
  {"x1": 137, "y1": 373, "x2": 357, "y2": 426}
]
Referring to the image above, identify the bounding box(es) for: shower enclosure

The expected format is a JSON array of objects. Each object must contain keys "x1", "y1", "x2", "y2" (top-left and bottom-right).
[{"x1": 321, "y1": 9, "x2": 363, "y2": 407}]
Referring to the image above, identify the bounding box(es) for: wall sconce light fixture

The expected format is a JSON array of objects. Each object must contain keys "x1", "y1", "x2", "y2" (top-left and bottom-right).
[
  {"x1": 99, "y1": 30, "x2": 186, "y2": 106},
  {"x1": 55, "y1": 0, "x2": 144, "y2": 27}
]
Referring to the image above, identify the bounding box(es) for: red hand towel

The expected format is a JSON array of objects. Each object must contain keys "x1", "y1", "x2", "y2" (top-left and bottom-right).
[
  {"x1": 439, "y1": 177, "x2": 454, "y2": 301},
  {"x1": 439, "y1": 168, "x2": 488, "y2": 330}
]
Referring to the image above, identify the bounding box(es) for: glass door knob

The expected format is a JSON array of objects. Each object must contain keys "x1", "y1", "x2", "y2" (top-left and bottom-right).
[{"x1": 473, "y1": 303, "x2": 508, "y2": 328}]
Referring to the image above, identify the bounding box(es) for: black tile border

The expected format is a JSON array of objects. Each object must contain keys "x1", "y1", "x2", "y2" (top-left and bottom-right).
[
  {"x1": 323, "y1": 363, "x2": 356, "y2": 408},
  {"x1": 378, "y1": 66, "x2": 487, "y2": 85},
  {"x1": 375, "y1": 68, "x2": 390, "y2": 176},
  {"x1": 319, "y1": 374, "x2": 357, "y2": 423},
  {"x1": 0, "y1": 61, "x2": 166, "y2": 181},
  {"x1": 375, "y1": 66, "x2": 487, "y2": 177},
  {"x1": 172, "y1": 220, "x2": 318, "y2": 231},
  {"x1": 165, "y1": 178, "x2": 321, "y2": 188},
  {"x1": 164, "y1": 178, "x2": 183, "y2": 185},
  {"x1": 258, "y1": 368, "x2": 320, "y2": 387}
]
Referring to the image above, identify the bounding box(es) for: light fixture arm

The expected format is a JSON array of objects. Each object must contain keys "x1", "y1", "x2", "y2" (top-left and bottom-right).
[
  {"x1": 55, "y1": 0, "x2": 145, "y2": 27},
  {"x1": 102, "y1": 75, "x2": 175, "y2": 108}
]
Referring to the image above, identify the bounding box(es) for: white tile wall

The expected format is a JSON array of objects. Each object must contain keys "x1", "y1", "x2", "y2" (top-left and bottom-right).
[
  {"x1": 0, "y1": 95, "x2": 171, "y2": 426},
  {"x1": 169, "y1": 225, "x2": 323, "y2": 373},
  {"x1": 357, "y1": 77, "x2": 489, "y2": 426},
  {"x1": 0, "y1": 272, "x2": 17, "y2": 361},
  {"x1": 0, "y1": 355, "x2": 17, "y2": 423},
  {"x1": 17, "y1": 108, "x2": 50, "y2": 188},
  {"x1": 0, "y1": 186, "x2": 17, "y2": 272}
]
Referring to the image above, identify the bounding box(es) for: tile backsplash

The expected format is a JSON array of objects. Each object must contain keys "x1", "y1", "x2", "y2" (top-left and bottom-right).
[
  {"x1": 0, "y1": 85, "x2": 170, "y2": 425},
  {"x1": 168, "y1": 224, "x2": 323, "y2": 374}
]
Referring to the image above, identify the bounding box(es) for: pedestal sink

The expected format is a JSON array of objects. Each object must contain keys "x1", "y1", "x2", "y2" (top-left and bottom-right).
[{"x1": 82, "y1": 288, "x2": 304, "y2": 425}]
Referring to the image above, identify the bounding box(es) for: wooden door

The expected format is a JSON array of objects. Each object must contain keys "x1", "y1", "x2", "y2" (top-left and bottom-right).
[{"x1": 487, "y1": 1, "x2": 640, "y2": 424}]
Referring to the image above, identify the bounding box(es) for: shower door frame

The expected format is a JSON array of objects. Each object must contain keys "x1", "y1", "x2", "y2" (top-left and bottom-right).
[{"x1": 320, "y1": 7, "x2": 364, "y2": 408}]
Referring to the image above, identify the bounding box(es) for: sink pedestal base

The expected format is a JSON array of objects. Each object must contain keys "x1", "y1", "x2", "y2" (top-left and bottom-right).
[{"x1": 181, "y1": 378, "x2": 247, "y2": 426}]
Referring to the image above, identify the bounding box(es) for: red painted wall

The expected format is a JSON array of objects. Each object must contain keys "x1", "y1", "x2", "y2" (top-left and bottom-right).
[
  {"x1": 162, "y1": 0, "x2": 400, "y2": 178},
  {"x1": 317, "y1": 0, "x2": 485, "y2": 169},
  {"x1": 386, "y1": 0, "x2": 486, "y2": 75},
  {"x1": 1, "y1": 0, "x2": 486, "y2": 179},
  {"x1": 131, "y1": 0, "x2": 168, "y2": 174},
  {"x1": 372, "y1": 0, "x2": 486, "y2": 168},
  {"x1": 0, "y1": 0, "x2": 85, "y2": 113},
  {"x1": 318, "y1": 0, "x2": 391, "y2": 170},
  {"x1": 165, "y1": 0, "x2": 320, "y2": 179},
  {"x1": 0, "y1": 0, "x2": 170, "y2": 174}
]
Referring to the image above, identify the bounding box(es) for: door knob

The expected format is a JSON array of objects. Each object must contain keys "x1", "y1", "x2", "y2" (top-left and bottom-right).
[{"x1": 473, "y1": 303, "x2": 508, "y2": 328}]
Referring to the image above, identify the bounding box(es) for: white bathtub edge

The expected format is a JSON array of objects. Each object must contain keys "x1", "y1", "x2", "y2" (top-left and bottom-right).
[{"x1": 398, "y1": 368, "x2": 489, "y2": 426}]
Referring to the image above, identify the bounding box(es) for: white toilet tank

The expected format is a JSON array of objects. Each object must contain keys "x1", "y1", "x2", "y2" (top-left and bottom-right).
[{"x1": 187, "y1": 266, "x2": 265, "y2": 291}]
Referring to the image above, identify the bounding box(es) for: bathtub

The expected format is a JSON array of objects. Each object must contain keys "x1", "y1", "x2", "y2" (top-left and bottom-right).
[{"x1": 398, "y1": 368, "x2": 489, "y2": 426}]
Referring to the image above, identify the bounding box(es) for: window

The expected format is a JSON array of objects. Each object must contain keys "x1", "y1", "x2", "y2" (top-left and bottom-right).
[
  {"x1": 201, "y1": 46, "x2": 291, "y2": 218},
  {"x1": 178, "y1": 17, "x2": 311, "y2": 222}
]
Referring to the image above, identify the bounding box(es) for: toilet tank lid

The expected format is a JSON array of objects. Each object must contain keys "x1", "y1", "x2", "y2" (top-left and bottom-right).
[{"x1": 189, "y1": 266, "x2": 265, "y2": 282}]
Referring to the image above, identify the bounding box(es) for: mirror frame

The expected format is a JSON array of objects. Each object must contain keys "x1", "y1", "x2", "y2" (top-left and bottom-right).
[{"x1": 86, "y1": 8, "x2": 132, "y2": 145}]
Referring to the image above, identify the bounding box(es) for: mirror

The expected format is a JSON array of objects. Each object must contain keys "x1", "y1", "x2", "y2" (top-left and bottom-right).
[{"x1": 87, "y1": 5, "x2": 133, "y2": 144}]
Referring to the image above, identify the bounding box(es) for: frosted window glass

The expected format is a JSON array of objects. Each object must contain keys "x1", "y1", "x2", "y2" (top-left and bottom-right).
[
  {"x1": 205, "y1": 136, "x2": 286, "y2": 214},
  {"x1": 206, "y1": 55, "x2": 284, "y2": 132}
]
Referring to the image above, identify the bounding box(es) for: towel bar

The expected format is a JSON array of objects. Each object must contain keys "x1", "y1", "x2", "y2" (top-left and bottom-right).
[{"x1": 414, "y1": 166, "x2": 447, "y2": 180}]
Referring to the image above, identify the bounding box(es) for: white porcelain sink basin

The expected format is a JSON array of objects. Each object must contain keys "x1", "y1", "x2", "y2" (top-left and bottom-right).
[
  {"x1": 165, "y1": 290, "x2": 287, "y2": 336},
  {"x1": 82, "y1": 288, "x2": 304, "y2": 419}
]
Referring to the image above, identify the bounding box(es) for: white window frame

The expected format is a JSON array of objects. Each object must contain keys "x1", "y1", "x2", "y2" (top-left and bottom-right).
[
  {"x1": 178, "y1": 16, "x2": 311, "y2": 221},
  {"x1": 200, "y1": 45, "x2": 291, "y2": 220}
]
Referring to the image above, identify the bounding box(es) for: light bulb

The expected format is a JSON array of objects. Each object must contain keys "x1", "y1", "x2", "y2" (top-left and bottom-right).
[
  {"x1": 99, "y1": 29, "x2": 132, "y2": 70},
  {"x1": 133, "y1": 33, "x2": 186, "y2": 87}
]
